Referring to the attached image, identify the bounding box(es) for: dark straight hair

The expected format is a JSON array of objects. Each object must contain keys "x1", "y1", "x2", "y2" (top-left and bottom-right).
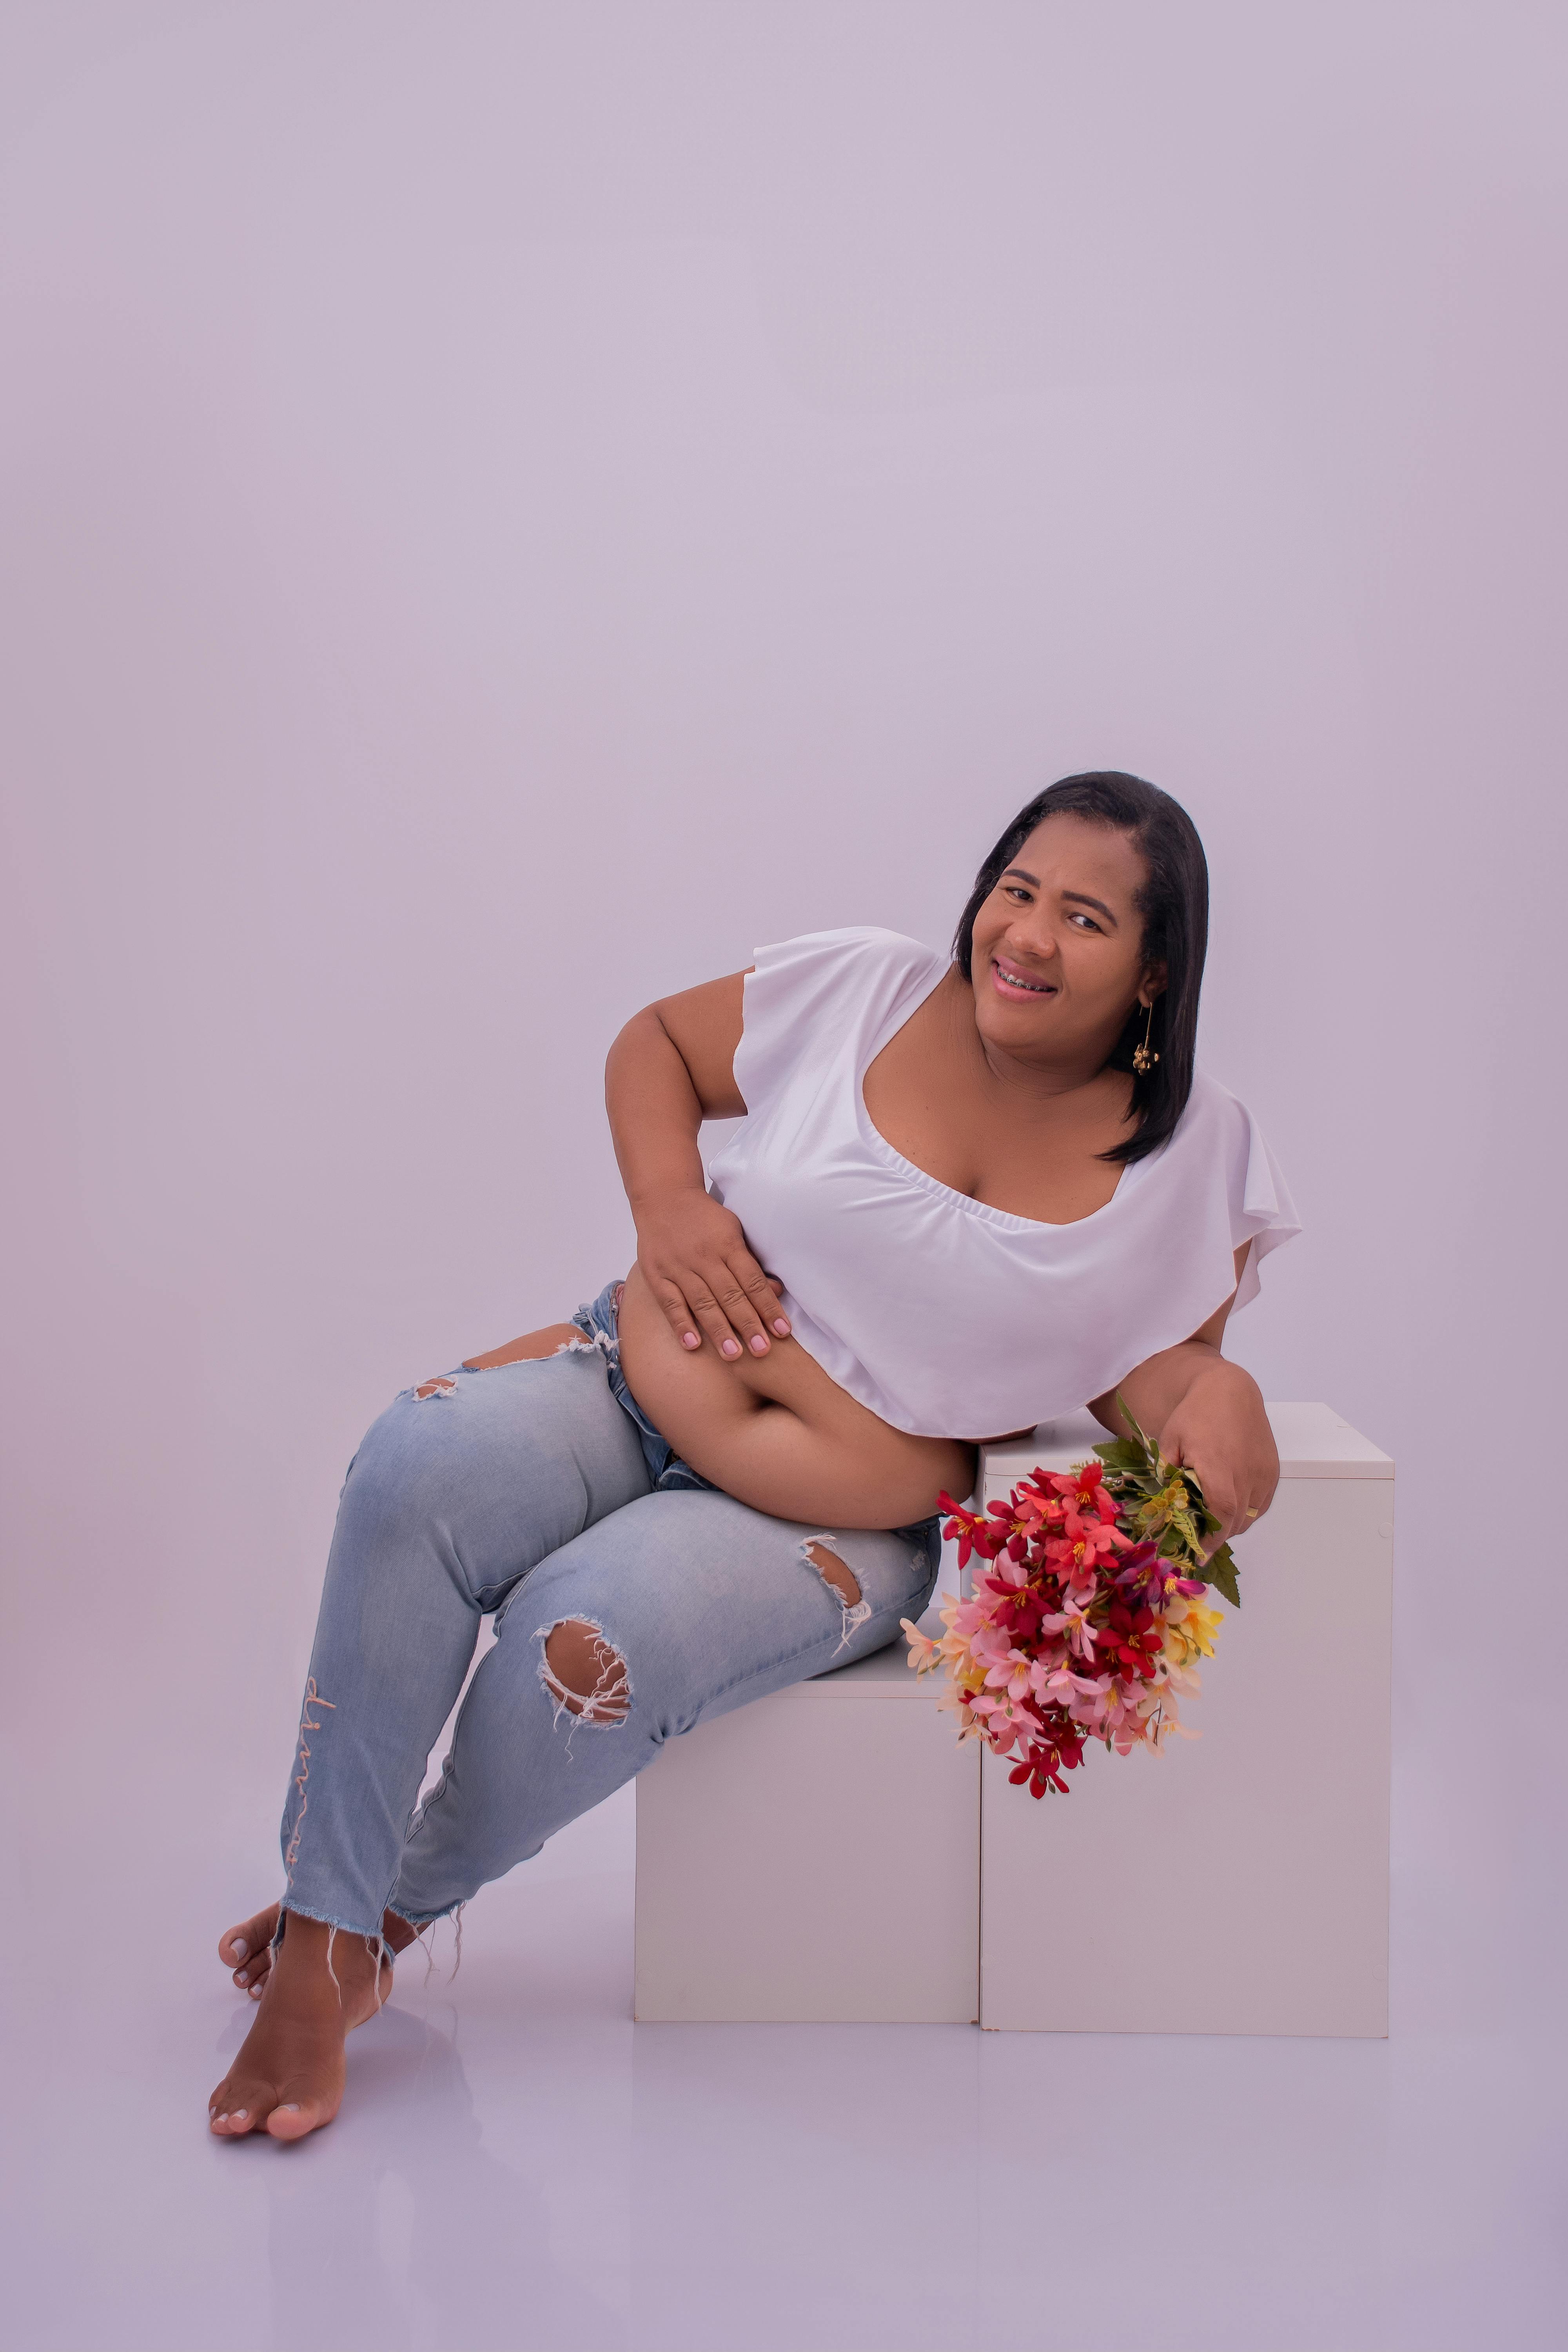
[{"x1": 952, "y1": 770, "x2": 1209, "y2": 1164}]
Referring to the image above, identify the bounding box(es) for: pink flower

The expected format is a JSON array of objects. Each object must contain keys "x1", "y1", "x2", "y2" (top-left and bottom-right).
[
  {"x1": 901, "y1": 1620, "x2": 939, "y2": 1671},
  {"x1": 1035, "y1": 1661, "x2": 1104, "y2": 1708},
  {"x1": 981, "y1": 1648, "x2": 1036, "y2": 1704}
]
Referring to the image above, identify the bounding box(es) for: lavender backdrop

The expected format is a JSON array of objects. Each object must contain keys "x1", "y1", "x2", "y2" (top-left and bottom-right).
[{"x1": 2, "y1": 6, "x2": 1564, "y2": 2345}]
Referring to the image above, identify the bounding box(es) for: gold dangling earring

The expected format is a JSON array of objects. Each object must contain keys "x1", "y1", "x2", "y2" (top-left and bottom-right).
[{"x1": 1132, "y1": 999, "x2": 1159, "y2": 1076}]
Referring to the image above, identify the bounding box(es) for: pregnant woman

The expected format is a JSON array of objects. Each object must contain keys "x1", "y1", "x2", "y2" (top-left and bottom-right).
[{"x1": 209, "y1": 769, "x2": 1297, "y2": 2140}]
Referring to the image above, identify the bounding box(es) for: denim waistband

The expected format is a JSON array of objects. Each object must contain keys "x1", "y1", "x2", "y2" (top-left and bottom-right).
[{"x1": 572, "y1": 1279, "x2": 717, "y2": 1495}]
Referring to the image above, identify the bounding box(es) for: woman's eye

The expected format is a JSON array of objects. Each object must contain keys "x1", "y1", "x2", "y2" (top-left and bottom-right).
[{"x1": 1068, "y1": 911, "x2": 1102, "y2": 932}]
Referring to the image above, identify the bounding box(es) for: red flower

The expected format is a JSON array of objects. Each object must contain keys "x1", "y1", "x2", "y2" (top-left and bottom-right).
[
  {"x1": 1006, "y1": 1706, "x2": 1089, "y2": 1797},
  {"x1": 1048, "y1": 1462, "x2": 1118, "y2": 1525}
]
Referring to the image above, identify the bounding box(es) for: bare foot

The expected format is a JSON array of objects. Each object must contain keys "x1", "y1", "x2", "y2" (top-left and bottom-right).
[
  {"x1": 208, "y1": 1910, "x2": 415, "y2": 2143},
  {"x1": 218, "y1": 1900, "x2": 419, "y2": 2002}
]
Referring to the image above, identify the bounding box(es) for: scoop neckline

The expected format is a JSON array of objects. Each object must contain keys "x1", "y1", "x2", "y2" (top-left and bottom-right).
[{"x1": 853, "y1": 948, "x2": 1140, "y2": 1235}]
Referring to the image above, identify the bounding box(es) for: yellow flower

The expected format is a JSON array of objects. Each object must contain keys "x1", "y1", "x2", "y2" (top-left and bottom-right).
[{"x1": 1162, "y1": 1592, "x2": 1224, "y2": 1669}]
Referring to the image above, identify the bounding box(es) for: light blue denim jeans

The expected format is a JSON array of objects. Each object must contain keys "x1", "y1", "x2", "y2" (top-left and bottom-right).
[{"x1": 278, "y1": 1283, "x2": 941, "y2": 1939}]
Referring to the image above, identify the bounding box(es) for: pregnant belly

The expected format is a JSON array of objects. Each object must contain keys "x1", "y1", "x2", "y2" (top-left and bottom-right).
[{"x1": 615, "y1": 1264, "x2": 975, "y2": 1530}]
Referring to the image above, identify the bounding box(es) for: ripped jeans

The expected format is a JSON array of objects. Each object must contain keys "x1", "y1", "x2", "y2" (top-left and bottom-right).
[{"x1": 278, "y1": 1284, "x2": 941, "y2": 1938}]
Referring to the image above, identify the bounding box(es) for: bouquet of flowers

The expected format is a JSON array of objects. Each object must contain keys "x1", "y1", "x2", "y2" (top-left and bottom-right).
[{"x1": 902, "y1": 1400, "x2": 1239, "y2": 1798}]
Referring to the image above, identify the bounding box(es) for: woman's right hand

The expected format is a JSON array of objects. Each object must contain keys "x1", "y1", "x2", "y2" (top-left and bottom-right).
[{"x1": 633, "y1": 1189, "x2": 792, "y2": 1361}]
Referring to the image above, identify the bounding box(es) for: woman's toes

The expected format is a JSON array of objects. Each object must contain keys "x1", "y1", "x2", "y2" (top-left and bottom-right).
[
  {"x1": 218, "y1": 1904, "x2": 280, "y2": 1975},
  {"x1": 209, "y1": 2099, "x2": 259, "y2": 2136},
  {"x1": 266, "y1": 2096, "x2": 336, "y2": 2142},
  {"x1": 234, "y1": 1945, "x2": 274, "y2": 1994}
]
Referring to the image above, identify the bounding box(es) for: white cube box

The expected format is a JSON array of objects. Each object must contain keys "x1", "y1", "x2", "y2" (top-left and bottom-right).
[
  {"x1": 978, "y1": 1405, "x2": 1393, "y2": 2036},
  {"x1": 633, "y1": 1403, "x2": 1392, "y2": 2036},
  {"x1": 634, "y1": 1639, "x2": 979, "y2": 2023}
]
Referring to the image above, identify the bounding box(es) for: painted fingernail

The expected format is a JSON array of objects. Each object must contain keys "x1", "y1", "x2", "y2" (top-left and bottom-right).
[
  {"x1": 279, "y1": 2103, "x2": 300, "y2": 2113},
  {"x1": 721, "y1": 1338, "x2": 741, "y2": 1358},
  {"x1": 229, "y1": 1940, "x2": 247, "y2": 1960},
  {"x1": 230, "y1": 2109, "x2": 247, "y2": 2121},
  {"x1": 235, "y1": 1971, "x2": 248, "y2": 1986},
  {"x1": 773, "y1": 1319, "x2": 790, "y2": 1336},
  {"x1": 749, "y1": 1334, "x2": 768, "y2": 1354},
  {"x1": 250, "y1": 1985, "x2": 262, "y2": 1998},
  {"x1": 681, "y1": 1331, "x2": 701, "y2": 1349}
]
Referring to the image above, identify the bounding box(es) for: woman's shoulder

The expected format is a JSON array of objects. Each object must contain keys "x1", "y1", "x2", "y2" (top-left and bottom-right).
[
  {"x1": 1176, "y1": 1065, "x2": 1280, "y2": 1144},
  {"x1": 1177, "y1": 1063, "x2": 1249, "y2": 1129},
  {"x1": 1163, "y1": 1065, "x2": 1270, "y2": 1168},
  {"x1": 733, "y1": 928, "x2": 944, "y2": 1109},
  {"x1": 1165, "y1": 1065, "x2": 1301, "y2": 1256},
  {"x1": 744, "y1": 926, "x2": 943, "y2": 1027},
  {"x1": 750, "y1": 925, "x2": 940, "y2": 985}
]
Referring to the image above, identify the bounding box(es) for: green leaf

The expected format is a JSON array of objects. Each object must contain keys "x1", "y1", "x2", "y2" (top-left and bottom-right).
[
  {"x1": 1092, "y1": 1399, "x2": 1245, "y2": 1609},
  {"x1": 1113, "y1": 1392, "x2": 1161, "y2": 1471}
]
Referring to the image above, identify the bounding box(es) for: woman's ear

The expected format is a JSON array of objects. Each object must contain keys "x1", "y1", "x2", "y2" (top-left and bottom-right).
[{"x1": 1138, "y1": 962, "x2": 1169, "y2": 1007}]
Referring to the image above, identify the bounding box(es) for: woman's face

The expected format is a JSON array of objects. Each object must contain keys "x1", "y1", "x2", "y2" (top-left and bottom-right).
[{"x1": 967, "y1": 813, "x2": 1161, "y2": 1070}]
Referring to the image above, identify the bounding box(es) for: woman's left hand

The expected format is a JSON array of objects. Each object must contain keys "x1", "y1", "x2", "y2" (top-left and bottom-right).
[{"x1": 1158, "y1": 1358, "x2": 1279, "y2": 1552}]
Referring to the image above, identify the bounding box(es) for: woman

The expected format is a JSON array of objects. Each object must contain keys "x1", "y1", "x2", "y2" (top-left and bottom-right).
[{"x1": 209, "y1": 770, "x2": 1297, "y2": 2140}]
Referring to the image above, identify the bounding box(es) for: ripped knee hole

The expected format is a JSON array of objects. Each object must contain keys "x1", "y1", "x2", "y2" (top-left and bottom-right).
[
  {"x1": 804, "y1": 1541, "x2": 861, "y2": 1608},
  {"x1": 541, "y1": 1620, "x2": 630, "y2": 1724}
]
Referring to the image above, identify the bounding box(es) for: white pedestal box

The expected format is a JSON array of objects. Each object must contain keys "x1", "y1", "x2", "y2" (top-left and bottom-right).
[
  {"x1": 978, "y1": 1405, "x2": 1394, "y2": 2036},
  {"x1": 633, "y1": 1403, "x2": 1392, "y2": 2036},
  {"x1": 633, "y1": 1640, "x2": 980, "y2": 2023}
]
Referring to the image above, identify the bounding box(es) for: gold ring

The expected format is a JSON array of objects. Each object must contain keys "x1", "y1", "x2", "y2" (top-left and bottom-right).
[{"x1": 1245, "y1": 1507, "x2": 1260, "y2": 1519}]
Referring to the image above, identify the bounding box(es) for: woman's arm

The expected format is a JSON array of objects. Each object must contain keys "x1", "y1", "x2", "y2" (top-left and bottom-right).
[
  {"x1": 1087, "y1": 1244, "x2": 1278, "y2": 1548},
  {"x1": 604, "y1": 975, "x2": 792, "y2": 1362}
]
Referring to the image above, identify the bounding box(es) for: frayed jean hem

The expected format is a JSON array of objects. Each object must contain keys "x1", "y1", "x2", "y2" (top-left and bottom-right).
[
  {"x1": 276, "y1": 1895, "x2": 386, "y2": 1943},
  {"x1": 388, "y1": 1898, "x2": 465, "y2": 1931}
]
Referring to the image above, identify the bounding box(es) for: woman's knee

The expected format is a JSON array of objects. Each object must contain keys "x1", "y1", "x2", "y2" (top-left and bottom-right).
[
  {"x1": 348, "y1": 1360, "x2": 571, "y2": 1509},
  {"x1": 338, "y1": 1385, "x2": 483, "y2": 1535},
  {"x1": 824, "y1": 1520, "x2": 938, "y2": 1610},
  {"x1": 539, "y1": 1619, "x2": 631, "y2": 1724}
]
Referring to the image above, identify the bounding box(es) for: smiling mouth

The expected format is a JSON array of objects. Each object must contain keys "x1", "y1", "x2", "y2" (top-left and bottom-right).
[{"x1": 992, "y1": 957, "x2": 1057, "y2": 998}]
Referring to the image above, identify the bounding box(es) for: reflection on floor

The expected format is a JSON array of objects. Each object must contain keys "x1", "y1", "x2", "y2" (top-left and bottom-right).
[{"x1": 5, "y1": 1781, "x2": 1562, "y2": 2352}]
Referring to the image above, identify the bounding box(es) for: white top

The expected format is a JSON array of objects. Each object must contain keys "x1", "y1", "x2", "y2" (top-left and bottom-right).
[{"x1": 705, "y1": 927, "x2": 1301, "y2": 1441}]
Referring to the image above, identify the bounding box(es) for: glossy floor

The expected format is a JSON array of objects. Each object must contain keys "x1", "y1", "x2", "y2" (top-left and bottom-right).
[{"x1": 4, "y1": 1768, "x2": 1563, "y2": 2352}]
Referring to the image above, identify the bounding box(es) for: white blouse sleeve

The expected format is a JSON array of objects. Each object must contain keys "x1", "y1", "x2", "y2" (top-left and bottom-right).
[
  {"x1": 732, "y1": 928, "x2": 934, "y2": 1116},
  {"x1": 1225, "y1": 1096, "x2": 1301, "y2": 1310}
]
